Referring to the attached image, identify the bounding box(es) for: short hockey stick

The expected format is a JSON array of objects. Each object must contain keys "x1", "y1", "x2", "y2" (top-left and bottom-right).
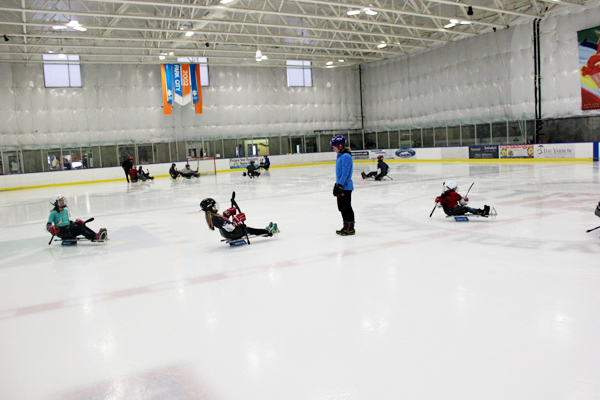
[
  {"x1": 464, "y1": 182, "x2": 475, "y2": 198},
  {"x1": 586, "y1": 225, "x2": 600, "y2": 233},
  {"x1": 429, "y1": 203, "x2": 437, "y2": 217},
  {"x1": 231, "y1": 191, "x2": 251, "y2": 244}
]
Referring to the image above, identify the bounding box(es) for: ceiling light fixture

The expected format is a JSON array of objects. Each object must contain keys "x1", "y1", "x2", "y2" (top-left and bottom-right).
[
  {"x1": 346, "y1": 10, "x2": 360, "y2": 15},
  {"x1": 67, "y1": 20, "x2": 79, "y2": 27},
  {"x1": 261, "y1": 55, "x2": 268, "y2": 60},
  {"x1": 255, "y1": 49, "x2": 262, "y2": 61},
  {"x1": 339, "y1": 59, "x2": 345, "y2": 62},
  {"x1": 52, "y1": 25, "x2": 67, "y2": 30},
  {"x1": 220, "y1": 0, "x2": 235, "y2": 3},
  {"x1": 326, "y1": 61, "x2": 333, "y2": 65},
  {"x1": 185, "y1": 31, "x2": 194, "y2": 37},
  {"x1": 58, "y1": 53, "x2": 66, "y2": 58},
  {"x1": 444, "y1": 23, "x2": 456, "y2": 28},
  {"x1": 450, "y1": 19, "x2": 459, "y2": 24},
  {"x1": 169, "y1": 51, "x2": 174, "y2": 56},
  {"x1": 364, "y1": 8, "x2": 378, "y2": 15},
  {"x1": 73, "y1": 26, "x2": 87, "y2": 31},
  {"x1": 377, "y1": 43, "x2": 387, "y2": 48},
  {"x1": 460, "y1": 20, "x2": 471, "y2": 25},
  {"x1": 159, "y1": 55, "x2": 165, "y2": 60}
]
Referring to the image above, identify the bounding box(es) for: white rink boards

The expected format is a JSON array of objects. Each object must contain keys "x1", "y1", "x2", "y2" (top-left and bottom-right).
[{"x1": 0, "y1": 161, "x2": 599, "y2": 400}]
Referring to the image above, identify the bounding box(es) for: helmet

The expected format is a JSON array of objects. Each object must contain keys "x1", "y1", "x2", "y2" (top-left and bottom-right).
[
  {"x1": 50, "y1": 194, "x2": 66, "y2": 207},
  {"x1": 443, "y1": 181, "x2": 457, "y2": 192},
  {"x1": 200, "y1": 198, "x2": 218, "y2": 212},
  {"x1": 330, "y1": 135, "x2": 346, "y2": 148},
  {"x1": 377, "y1": 155, "x2": 384, "y2": 160},
  {"x1": 250, "y1": 160, "x2": 255, "y2": 164},
  {"x1": 129, "y1": 157, "x2": 133, "y2": 160},
  {"x1": 172, "y1": 163, "x2": 176, "y2": 166},
  {"x1": 185, "y1": 164, "x2": 190, "y2": 168}
]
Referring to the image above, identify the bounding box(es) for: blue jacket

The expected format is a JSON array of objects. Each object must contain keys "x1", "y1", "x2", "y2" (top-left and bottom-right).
[{"x1": 336, "y1": 149, "x2": 354, "y2": 191}]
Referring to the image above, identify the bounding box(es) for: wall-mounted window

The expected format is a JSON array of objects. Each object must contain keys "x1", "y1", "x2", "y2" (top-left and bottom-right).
[
  {"x1": 286, "y1": 61, "x2": 312, "y2": 87},
  {"x1": 42, "y1": 54, "x2": 82, "y2": 88},
  {"x1": 177, "y1": 57, "x2": 209, "y2": 86}
]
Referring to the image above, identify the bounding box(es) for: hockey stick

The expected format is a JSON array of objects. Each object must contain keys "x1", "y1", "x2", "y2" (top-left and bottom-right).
[
  {"x1": 464, "y1": 182, "x2": 475, "y2": 198},
  {"x1": 231, "y1": 191, "x2": 251, "y2": 245},
  {"x1": 429, "y1": 203, "x2": 438, "y2": 217},
  {"x1": 586, "y1": 225, "x2": 600, "y2": 233},
  {"x1": 48, "y1": 217, "x2": 94, "y2": 245}
]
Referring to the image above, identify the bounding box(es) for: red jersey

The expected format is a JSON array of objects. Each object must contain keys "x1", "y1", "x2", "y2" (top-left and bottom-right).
[
  {"x1": 128, "y1": 168, "x2": 139, "y2": 178},
  {"x1": 436, "y1": 190, "x2": 463, "y2": 209}
]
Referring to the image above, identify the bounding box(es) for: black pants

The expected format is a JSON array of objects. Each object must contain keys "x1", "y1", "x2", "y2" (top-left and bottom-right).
[
  {"x1": 366, "y1": 171, "x2": 386, "y2": 180},
  {"x1": 58, "y1": 223, "x2": 96, "y2": 241},
  {"x1": 124, "y1": 169, "x2": 130, "y2": 182},
  {"x1": 220, "y1": 225, "x2": 269, "y2": 239},
  {"x1": 337, "y1": 190, "x2": 354, "y2": 222}
]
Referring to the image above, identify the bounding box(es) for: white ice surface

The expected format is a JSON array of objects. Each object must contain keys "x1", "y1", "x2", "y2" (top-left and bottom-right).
[{"x1": 1, "y1": 161, "x2": 599, "y2": 400}]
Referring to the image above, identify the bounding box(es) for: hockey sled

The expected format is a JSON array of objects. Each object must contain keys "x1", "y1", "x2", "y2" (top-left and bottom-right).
[
  {"x1": 220, "y1": 233, "x2": 272, "y2": 246},
  {"x1": 446, "y1": 207, "x2": 497, "y2": 221},
  {"x1": 50, "y1": 236, "x2": 109, "y2": 246}
]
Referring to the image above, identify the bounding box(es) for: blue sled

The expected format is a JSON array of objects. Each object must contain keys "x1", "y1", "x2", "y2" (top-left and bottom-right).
[
  {"x1": 229, "y1": 239, "x2": 248, "y2": 246},
  {"x1": 454, "y1": 216, "x2": 469, "y2": 222}
]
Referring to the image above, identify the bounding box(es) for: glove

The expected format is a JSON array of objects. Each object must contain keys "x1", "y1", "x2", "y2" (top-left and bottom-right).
[
  {"x1": 233, "y1": 213, "x2": 246, "y2": 225},
  {"x1": 435, "y1": 197, "x2": 441, "y2": 203},
  {"x1": 75, "y1": 219, "x2": 85, "y2": 225},
  {"x1": 333, "y1": 184, "x2": 344, "y2": 197},
  {"x1": 47, "y1": 225, "x2": 60, "y2": 236},
  {"x1": 463, "y1": 197, "x2": 469, "y2": 202},
  {"x1": 223, "y1": 207, "x2": 237, "y2": 218}
]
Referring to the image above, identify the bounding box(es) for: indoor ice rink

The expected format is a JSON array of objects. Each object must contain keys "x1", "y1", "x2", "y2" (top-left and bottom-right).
[
  {"x1": 2, "y1": 0, "x2": 600, "y2": 399},
  {"x1": 1, "y1": 161, "x2": 599, "y2": 400}
]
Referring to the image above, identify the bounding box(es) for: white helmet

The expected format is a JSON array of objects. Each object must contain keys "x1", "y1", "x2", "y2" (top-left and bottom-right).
[
  {"x1": 50, "y1": 194, "x2": 66, "y2": 207},
  {"x1": 443, "y1": 181, "x2": 457, "y2": 192}
]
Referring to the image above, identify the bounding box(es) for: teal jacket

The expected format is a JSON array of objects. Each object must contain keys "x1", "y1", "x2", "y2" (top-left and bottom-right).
[{"x1": 47, "y1": 208, "x2": 71, "y2": 227}]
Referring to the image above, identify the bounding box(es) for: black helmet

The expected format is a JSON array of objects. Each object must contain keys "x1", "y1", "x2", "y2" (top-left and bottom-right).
[
  {"x1": 200, "y1": 198, "x2": 218, "y2": 212},
  {"x1": 250, "y1": 160, "x2": 255, "y2": 164},
  {"x1": 172, "y1": 163, "x2": 176, "y2": 166}
]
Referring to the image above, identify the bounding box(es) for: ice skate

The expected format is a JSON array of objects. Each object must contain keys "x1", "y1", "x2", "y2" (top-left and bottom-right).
[{"x1": 267, "y1": 222, "x2": 280, "y2": 236}]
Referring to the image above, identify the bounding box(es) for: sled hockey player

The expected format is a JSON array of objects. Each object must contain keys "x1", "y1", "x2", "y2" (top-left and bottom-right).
[
  {"x1": 331, "y1": 135, "x2": 355, "y2": 235},
  {"x1": 361, "y1": 155, "x2": 389, "y2": 181},
  {"x1": 180, "y1": 164, "x2": 200, "y2": 178},
  {"x1": 260, "y1": 155, "x2": 270, "y2": 171},
  {"x1": 435, "y1": 181, "x2": 490, "y2": 217},
  {"x1": 128, "y1": 166, "x2": 140, "y2": 182},
  {"x1": 46, "y1": 195, "x2": 107, "y2": 242},
  {"x1": 138, "y1": 166, "x2": 154, "y2": 181},
  {"x1": 200, "y1": 198, "x2": 279, "y2": 240},
  {"x1": 243, "y1": 160, "x2": 261, "y2": 178},
  {"x1": 169, "y1": 163, "x2": 180, "y2": 179}
]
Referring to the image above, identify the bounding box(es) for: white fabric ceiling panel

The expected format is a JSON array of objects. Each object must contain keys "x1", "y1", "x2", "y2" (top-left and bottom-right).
[
  {"x1": 362, "y1": 23, "x2": 533, "y2": 130},
  {"x1": 0, "y1": 64, "x2": 12, "y2": 89},
  {"x1": 541, "y1": 2, "x2": 600, "y2": 118}
]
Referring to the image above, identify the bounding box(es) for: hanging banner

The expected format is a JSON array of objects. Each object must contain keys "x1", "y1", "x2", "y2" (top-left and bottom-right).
[
  {"x1": 160, "y1": 64, "x2": 173, "y2": 115},
  {"x1": 578, "y1": 26, "x2": 600, "y2": 110},
  {"x1": 161, "y1": 63, "x2": 202, "y2": 114},
  {"x1": 190, "y1": 64, "x2": 203, "y2": 114}
]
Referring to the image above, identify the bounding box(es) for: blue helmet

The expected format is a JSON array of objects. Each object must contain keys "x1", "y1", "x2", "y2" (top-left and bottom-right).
[{"x1": 330, "y1": 135, "x2": 346, "y2": 147}]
